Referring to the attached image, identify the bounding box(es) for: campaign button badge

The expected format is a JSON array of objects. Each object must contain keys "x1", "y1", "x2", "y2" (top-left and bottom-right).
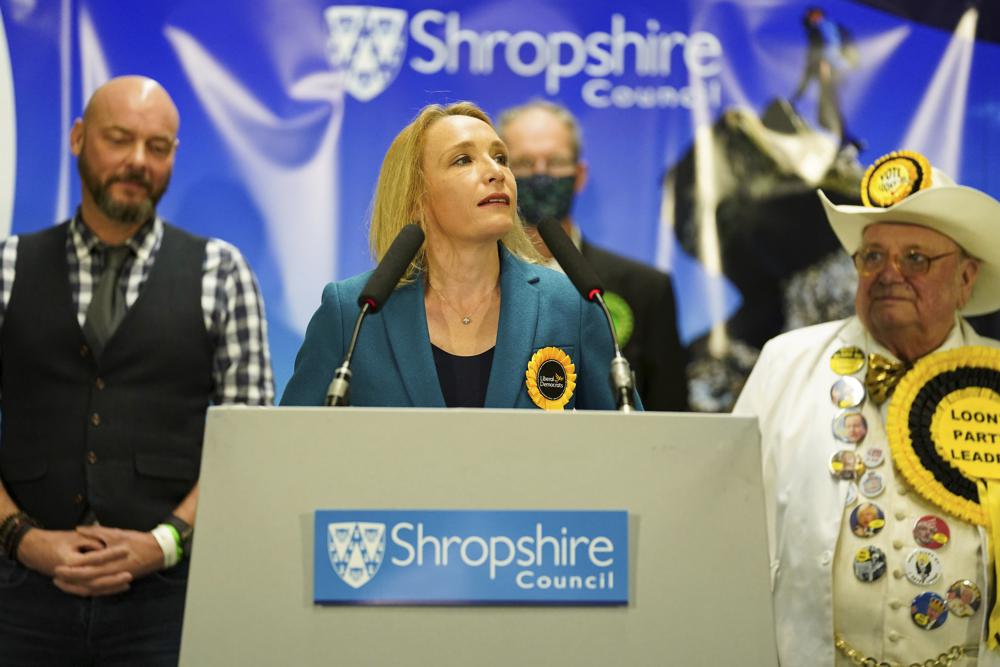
[
  {"x1": 911, "y1": 591, "x2": 948, "y2": 630},
  {"x1": 859, "y1": 470, "x2": 885, "y2": 498},
  {"x1": 912, "y1": 515, "x2": 950, "y2": 550},
  {"x1": 850, "y1": 502, "x2": 885, "y2": 538},
  {"x1": 853, "y1": 546, "x2": 887, "y2": 583},
  {"x1": 905, "y1": 548, "x2": 942, "y2": 586},
  {"x1": 863, "y1": 446, "x2": 885, "y2": 468},
  {"x1": 946, "y1": 580, "x2": 982, "y2": 618},
  {"x1": 831, "y1": 376, "x2": 865, "y2": 408},
  {"x1": 602, "y1": 291, "x2": 634, "y2": 348},
  {"x1": 830, "y1": 449, "x2": 865, "y2": 481},
  {"x1": 833, "y1": 410, "x2": 868, "y2": 445},
  {"x1": 831, "y1": 346, "x2": 865, "y2": 375}
]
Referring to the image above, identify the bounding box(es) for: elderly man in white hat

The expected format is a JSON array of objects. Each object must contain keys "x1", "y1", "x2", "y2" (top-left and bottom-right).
[{"x1": 734, "y1": 150, "x2": 1000, "y2": 666}]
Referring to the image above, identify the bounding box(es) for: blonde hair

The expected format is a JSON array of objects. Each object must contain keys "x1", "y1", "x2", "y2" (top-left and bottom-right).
[{"x1": 369, "y1": 101, "x2": 540, "y2": 281}]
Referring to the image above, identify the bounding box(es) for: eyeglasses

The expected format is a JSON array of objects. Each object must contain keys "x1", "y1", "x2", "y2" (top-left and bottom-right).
[
  {"x1": 852, "y1": 247, "x2": 958, "y2": 277},
  {"x1": 508, "y1": 156, "x2": 577, "y2": 176}
]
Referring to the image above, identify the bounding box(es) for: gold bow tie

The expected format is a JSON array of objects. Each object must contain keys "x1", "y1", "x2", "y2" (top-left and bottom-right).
[{"x1": 865, "y1": 353, "x2": 911, "y2": 406}]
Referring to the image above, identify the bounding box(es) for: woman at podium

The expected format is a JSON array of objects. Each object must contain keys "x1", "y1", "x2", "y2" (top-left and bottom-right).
[{"x1": 281, "y1": 102, "x2": 636, "y2": 411}]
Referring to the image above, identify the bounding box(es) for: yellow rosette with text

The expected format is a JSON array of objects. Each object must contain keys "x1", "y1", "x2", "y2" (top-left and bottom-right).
[
  {"x1": 887, "y1": 346, "x2": 1000, "y2": 648},
  {"x1": 525, "y1": 347, "x2": 576, "y2": 410}
]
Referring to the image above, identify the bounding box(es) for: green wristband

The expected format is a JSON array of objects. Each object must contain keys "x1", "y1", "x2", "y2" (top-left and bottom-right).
[{"x1": 162, "y1": 523, "x2": 184, "y2": 560}]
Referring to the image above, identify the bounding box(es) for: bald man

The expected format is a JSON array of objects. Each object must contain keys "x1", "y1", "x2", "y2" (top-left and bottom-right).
[{"x1": 0, "y1": 76, "x2": 273, "y2": 664}]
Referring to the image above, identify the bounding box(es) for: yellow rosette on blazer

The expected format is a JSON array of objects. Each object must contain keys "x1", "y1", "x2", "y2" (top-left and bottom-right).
[{"x1": 525, "y1": 347, "x2": 576, "y2": 410}]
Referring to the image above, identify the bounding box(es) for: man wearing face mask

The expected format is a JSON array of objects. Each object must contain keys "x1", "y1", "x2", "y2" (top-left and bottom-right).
[{"x1": 498, "y1": 100, "x2": 688, "y2": 411}]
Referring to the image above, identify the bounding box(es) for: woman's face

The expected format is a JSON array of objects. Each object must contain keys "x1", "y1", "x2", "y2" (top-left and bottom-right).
[{"x1": 420, "y1": 115, "x2": 516, "y2": 246}]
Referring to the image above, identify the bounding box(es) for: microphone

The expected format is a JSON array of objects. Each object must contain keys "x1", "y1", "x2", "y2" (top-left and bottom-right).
[
  {"x1": 326, "y1": 224, "x2": 425, "y2": 406},
  {"x1": 537, "y1": 219, "x2": 636, "y2": 412},
  {"x1": 536, "y1": 219, "x2": 604, "y2": 302},
  {"x1": 358, "y1": 224, "x2": 426, "y2": 312}
]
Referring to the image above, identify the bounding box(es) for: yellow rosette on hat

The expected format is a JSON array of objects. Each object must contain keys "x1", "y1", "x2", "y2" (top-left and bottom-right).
[
  {"x1": 525, "y1": 347, "x2": 576, "y2": 410},
  {"x1": 819, "y1": 148, "x2": 1000, "y2": 317},
  {"x1": 860, "y1": 150, "x2": 933, "y2": 208},
  {"x1": 887, "y1": 346, "x2": 1000, "y2": 647}
]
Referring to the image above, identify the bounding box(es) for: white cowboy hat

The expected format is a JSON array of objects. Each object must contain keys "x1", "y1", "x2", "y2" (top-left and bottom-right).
[{"x1": 819, "y1": 151, "x2": 1000, "y2": 315}]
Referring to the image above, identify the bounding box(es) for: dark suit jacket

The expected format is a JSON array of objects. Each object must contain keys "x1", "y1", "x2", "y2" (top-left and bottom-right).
[
  {"x1": 581, "y1": 240, "x2": 688, "y2": 411},
  {"x1": 281, "y1": 247, "x2": 639, "y2": 410}
]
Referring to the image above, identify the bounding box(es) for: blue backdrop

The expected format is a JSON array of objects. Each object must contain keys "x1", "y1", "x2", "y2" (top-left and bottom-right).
[{"x1": 1, "y1": 0, "x2": 997, "y2": 400}]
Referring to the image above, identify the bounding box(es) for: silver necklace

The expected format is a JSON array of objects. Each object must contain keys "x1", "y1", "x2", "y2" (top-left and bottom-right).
[{"x1": 429, "y1": 281, "x2": 496, "y2": 325}]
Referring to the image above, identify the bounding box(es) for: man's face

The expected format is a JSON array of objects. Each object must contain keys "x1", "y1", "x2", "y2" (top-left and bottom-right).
[
  {"x1": 914, "y1": 521, "x2": 934, "y2": 544},
  {"x1": 844, "y1": 414, "x2": 866, "y2": 442},
  {"x1": 502, "y1": 108, "x2": 580, "y2": 183},
  {"x1": 72, "y1": 80, "x2": 178, "y2": 225},
  {"x1": 855, "y1": 223, "x2": 978, "y2": 353},
  {"x1": 499, "y1": 107, "x2": 587, "y2": 239}
]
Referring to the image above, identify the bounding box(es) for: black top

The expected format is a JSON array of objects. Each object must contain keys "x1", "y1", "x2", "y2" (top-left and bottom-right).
[{"x1": 432, "y1": 345, "x2": 495, "y2": 408}]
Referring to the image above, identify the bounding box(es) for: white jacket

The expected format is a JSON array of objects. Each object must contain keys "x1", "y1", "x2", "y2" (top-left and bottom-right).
[{"x1": 734, "y1": 317, "x2": 1000, "y2": 666}]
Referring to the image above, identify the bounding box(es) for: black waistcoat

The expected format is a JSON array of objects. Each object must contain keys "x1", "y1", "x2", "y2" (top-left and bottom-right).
[{"x1": 0, "y1": 221, "x2": 213, "y2": 530}]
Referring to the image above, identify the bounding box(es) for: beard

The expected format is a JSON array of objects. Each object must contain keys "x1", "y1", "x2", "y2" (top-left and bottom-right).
[{"x1": 77, "y1": 149, "x2": 170, "y2": 225}]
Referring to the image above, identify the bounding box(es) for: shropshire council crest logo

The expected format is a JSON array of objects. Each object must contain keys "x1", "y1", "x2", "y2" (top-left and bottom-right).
[
  {"x1": 327, "y1": 521, "x2": 387, "y2": 589},
  {"x1": 324, "y1": 6, "x2": 408, "y2": 102}
]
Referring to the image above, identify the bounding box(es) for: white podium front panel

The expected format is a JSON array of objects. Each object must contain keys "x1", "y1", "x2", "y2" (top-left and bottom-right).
[{"x1": 180, "y1": 407, "x2": 776, "y2": 666}]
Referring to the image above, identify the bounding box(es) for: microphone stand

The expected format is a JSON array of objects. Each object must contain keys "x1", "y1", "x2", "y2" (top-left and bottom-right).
[
  {"x1": 325, "y1": 301, "x2": 372, "y2": 406},
  {"x1": 535, "y1": 219, "x2": 636, "y2": 412},
  {"x1": 324, "y1": 223, "x2": 424, "y2": 407}
]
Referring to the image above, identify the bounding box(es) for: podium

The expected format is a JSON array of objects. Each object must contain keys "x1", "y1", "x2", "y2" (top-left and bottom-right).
[{"x1": 179, "y1": 407, "x2": 777, "y2": 665}]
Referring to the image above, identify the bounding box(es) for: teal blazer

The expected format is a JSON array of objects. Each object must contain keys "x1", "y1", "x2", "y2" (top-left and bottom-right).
[{"x1": 281, "y1": 247, "x2": 640, "y2": 410}]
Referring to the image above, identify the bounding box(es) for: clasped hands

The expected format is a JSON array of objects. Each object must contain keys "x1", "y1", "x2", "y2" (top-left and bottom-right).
[{"x1": 16, "y1": 525, "x2": 164, "y2": 596}]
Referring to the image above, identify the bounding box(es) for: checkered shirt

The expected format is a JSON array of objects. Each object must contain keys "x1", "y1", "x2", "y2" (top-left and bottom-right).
[{"x1": 0, "y1": 214, "x2": 274, "y2": 405}]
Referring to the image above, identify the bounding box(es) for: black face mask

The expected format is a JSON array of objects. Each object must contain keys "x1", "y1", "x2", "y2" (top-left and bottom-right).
[{"x1": 515, "y1": 174, "x2": 576, "y2": 226}]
